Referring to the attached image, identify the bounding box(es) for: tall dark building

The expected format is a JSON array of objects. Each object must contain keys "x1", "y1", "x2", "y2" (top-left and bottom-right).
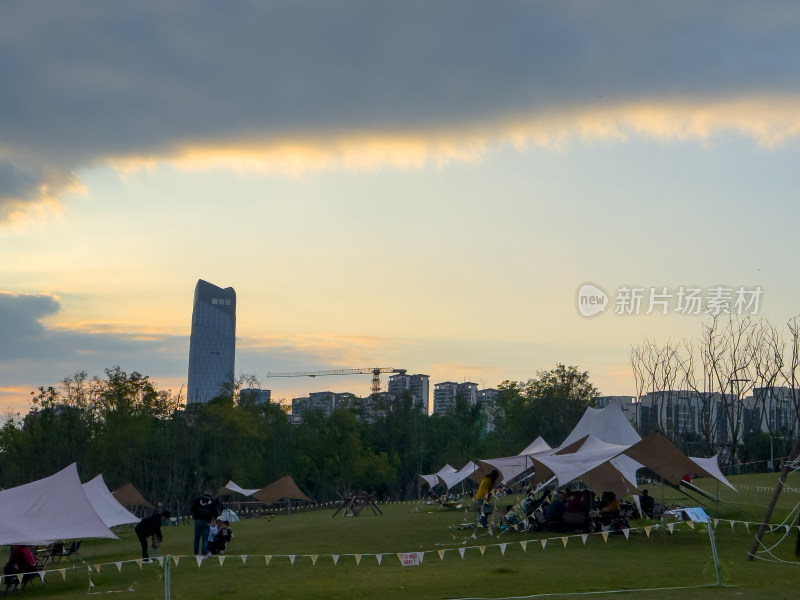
[{"x1": 187, "y1": 279, "x2": 236, "y2": 404}]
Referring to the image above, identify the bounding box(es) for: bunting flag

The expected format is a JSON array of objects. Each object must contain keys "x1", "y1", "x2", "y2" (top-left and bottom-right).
[
  {"x1": 173, "y1": 556, "x2": 180, "y2": 567},
  {"x1": 438, "y1": 550, "x2": 445, "y2": 560},
  {"x1": 540, "y1": 539, "x2": 547, "y2": 550},
  {"x1": 479, "y1": 546, "x2": 486, "y2": 556},
  {"x1": 332, "y1": 555, "x2": 339, "y2": 565},
  {"x1": 157, "y1": 557, "x2": 164, "y2": 567},
  {"x1": 730, "y1": 520, "x2": 735, "y2": 530},
  {"x1": 218, "y1": 556, "x2": 226, "y2": 567},
  {"x1": 241, "y1": 555, "x2": 247, "y2": 565},
  {"x1": 96, "y1": 564, "x2": 103, "y2": 573},
  {"x1": 289, "y1": 555, "x2": 296, "y2": 566},
  {"x1": 355, "y1": 554, "x2": 362, "y2": 566},
  {"x1": 744, "y1": 522, "x2": 750, "y2": 532},
  {"x1": 601, "y1": 532, "x2": 609, "y2": 543},
  {"x1": 458, "y1": 547, "x2": 466, "y2": 559},
  {"x1": 667, "y1": 523, "x2": 674, "y2": 534},
  {"x1": 644, "y1": 526, "x2": 651, "y2": 538},
  {"x1": 37, "y1": 572, "x2": 45, "y2": 583},
  {"x1": 311, "y1": 555, "x2": 319, "y2": 566},
  {"x1": 520, "y1": 541, "x2": 527, "y2": 552},
  {"x1": 559, "y1": 537, "x2": 567, "y2": 548},
  {"x1": 686, "y1": 521, "x2": 695, "y2": 530},
  {"x1": 581, "y1": 534, "x2": 589, "y2": 545},
  {"x1": 376, "y1": 554, "x2": 383, "y2": 566},
  {"x1": 194, "y1": 556, "x2": 203, "y2": 568},
  {"x1": 499, "y1": 543, "x2": 507, "y2": 556},
  {"x1": 264, "y1": 555, "x2": 272, "y2": 566},
  {"x1": 622, "y1": 529, "x2": 630, "y2": 540},
  {"x1": 59, "y1": 569, "x2": 66, "y2": 581},
  {"x1": 115, "y1": 562, "x2": 122, "y2": 573},
  {"x1": 418, "y1": 552, "x2": 425, "y2": 563}
]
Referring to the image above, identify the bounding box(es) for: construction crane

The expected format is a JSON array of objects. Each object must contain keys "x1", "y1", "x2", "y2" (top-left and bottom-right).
[{"x1": 266, "y1": 368, "x2": 407, "y2": 395}]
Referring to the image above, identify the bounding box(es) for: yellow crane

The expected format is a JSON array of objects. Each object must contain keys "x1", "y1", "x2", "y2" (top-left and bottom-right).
[{"x1": 266, "y1": 368, "x2": 407, "y2": 395}]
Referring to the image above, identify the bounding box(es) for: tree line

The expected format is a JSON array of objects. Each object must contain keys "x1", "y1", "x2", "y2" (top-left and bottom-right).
[{"x1": 0, "y1": 364, "x2": 597, "y2": 513}]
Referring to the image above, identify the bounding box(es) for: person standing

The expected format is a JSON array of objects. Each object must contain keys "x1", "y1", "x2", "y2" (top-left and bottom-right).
[
  {"x1": 191, "y1": 489, "x2": 219, "y2": 555},
  {"x1": 475, "y1": 469, "x2": 500, "y2": 527},
  {"x1": 134, "y1": 510, "x2": 171, "y2": 560}
]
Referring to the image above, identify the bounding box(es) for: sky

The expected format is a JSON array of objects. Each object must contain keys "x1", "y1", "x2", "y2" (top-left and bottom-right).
[{"x1": 3, "y1": 1, "x2": 800, "y2": 414}]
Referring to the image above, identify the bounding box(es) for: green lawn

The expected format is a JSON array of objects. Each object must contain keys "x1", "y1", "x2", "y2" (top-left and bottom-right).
[{"x1": 16, "y1": 472, "x2": 800, "y2": 600}]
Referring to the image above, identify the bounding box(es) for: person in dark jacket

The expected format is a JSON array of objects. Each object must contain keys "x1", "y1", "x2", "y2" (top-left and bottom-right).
[
  {"x1": 134, "y1": 511, "x2": 170, "y2": 560},
  {"x1": 191, "y1": 489, "x2": 220, "y2": 555}
]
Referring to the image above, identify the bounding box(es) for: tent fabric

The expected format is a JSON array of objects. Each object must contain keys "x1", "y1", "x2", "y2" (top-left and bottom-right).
[
  {"x1": 217, "y1": 480, "x2": 261, "y2": 497},
  {"x1": 436, "y1": 461, "x2": 479, "y2": 490},
  {"x1": 0, "y1": 463, "x2": 118, "y2": 546},
  {"x1": 112, "y1": 483, "x2": 153, "y2": 509},
  {"x1": 83, "y1": 474, "x2": 141, "y2": 527},
  {"x1": 689, "y1": 455, "x2": 737, "y2": 491},
  {"x1": 518, "y1": 436, "x2": 552, "y2": 456},
  {"x1": 418, "y1": 464, "x2": 456, "y2": 489},
  {"x1": 531, "y1": 436, "x2": 634, "y2": 489},
  {"x1": 623, "y1": 431, "x2": 718, "y2": 486},
  {"x1": 560, "y1": 403, "x2": 642, "y2": 447},
  {"x1": 252, "y1": 475, "x2": 312, "y2": 505}
]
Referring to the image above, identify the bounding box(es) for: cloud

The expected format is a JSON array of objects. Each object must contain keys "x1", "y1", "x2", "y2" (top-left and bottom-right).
[{"x1": 2, "y1": 0, "x2": 800, "y2": 220}]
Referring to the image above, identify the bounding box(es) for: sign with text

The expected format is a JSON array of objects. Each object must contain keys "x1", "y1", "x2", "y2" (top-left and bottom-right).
[
  {"x1": 398, "y1": 552, "x2": 421, "y2": 566},
  {"x1": 683, "y1": 507, "x2": 710, "y2": 523}
]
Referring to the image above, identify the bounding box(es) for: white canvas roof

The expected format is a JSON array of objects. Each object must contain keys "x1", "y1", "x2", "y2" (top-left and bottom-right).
[
  {"x1": 518, "y1": 436, "x2": 552, "y2": 455},
  {"x1": 690, "y1": 455, "x2": 736, "y2": 491},
  {"x1": 560, "y1": 402, "x2": 641, "y2": 448},
  {"x1": 83, "y1": 474, "x2": 141, "y2": 527},
  {"x1": 436, "y1": 461, "x2": 479, "y2": 490},
  {"x1": 220, "y1": 480, "x2": 261, "y2": 497},
  {"x1": 0, "y1": 463, "x2": 118, "y2": 546},
  {"x1": 419, "y1": 464, "x2": 456, "y2": 489}
]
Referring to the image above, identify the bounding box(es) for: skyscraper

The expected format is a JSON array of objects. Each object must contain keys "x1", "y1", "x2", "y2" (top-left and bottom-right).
[{"x1": 187, "y1": 279, "x2": 236, "y2": 404}]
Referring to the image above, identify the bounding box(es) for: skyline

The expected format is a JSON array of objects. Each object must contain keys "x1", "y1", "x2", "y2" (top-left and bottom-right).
[{"x1": 3, "y1": 2, "x2": 800, "y2": 414}]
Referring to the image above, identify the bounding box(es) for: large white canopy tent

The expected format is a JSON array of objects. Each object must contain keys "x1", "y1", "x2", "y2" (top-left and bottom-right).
[
  {"x1": 436, "y1": 461, "x2": 479, "y2": 490},
  {"x1": 83, "y1": 474, "x2": 141, "y2": 527},
  {"x1": 0, "y1": 463, "x2": 118, "y2": 546},
  {"x1": 418, "y1": 464, "x2": 456, "y2": 490},
  {"x1": 216, "y1": 480, "x2": 261, "y2": 498},
  {"x1": 473, "y1": 436, "x2": 553, "y2": 484}
]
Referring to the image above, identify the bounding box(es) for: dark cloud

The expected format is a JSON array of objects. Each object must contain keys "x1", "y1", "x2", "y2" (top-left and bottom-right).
[{"x1": 1, "y1": 0, "x2": 799, "y2": 216}]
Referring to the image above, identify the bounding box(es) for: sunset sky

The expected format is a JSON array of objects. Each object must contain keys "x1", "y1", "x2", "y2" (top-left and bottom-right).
[{"x1": 3, "y1": 1, "x2": 800, "y2": 413}]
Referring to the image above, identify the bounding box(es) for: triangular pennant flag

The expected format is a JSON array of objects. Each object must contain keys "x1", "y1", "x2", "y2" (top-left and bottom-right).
[
  {"x1": 622, "y1": 529, "x2": 630, "y2": 540},
  {"x1": 115, "y1": 562, "x2": 122, "y2": 573},
  {"x1": 241, "y1": 555, "x2": 247, "y2": 565},
  {"x1": 561, "y1": 537, "x2": 568, "y2": 548},
  {"x1": 218, "y1": 556, "x2": 225, "y2": 567},
  {"x1": 59, "y1": 569, "x2": 66, "y2": 581},
  {"x1": 265, "y1": 555, "x2": 272, "y2": 566},
  {"x1": 540, "y1": 539, "x2": 547, "y2": 549},
  {"x1": 601, "y1": 532, "x2": 609, "y2": 543},
  {"x1": 581, "y1": 534, "x2": 589, "y2": 545},
  {"x1": 785, "y1": 525, "x2": 791, "y2": 533},
  {"x1": 644, "y1": 526, "x2": 651, "y2": 538},
  {"x1": 687, "y1": 521, "x2": 695, "y2": 530},
  {"x1": 667, "y1": 523, "x2": 674, "y2": 534},
  {"x1": 310, "y1": 555, "x2": 318, "y2": 566},
  {"x1": 520, "y1": 541, "x2": 527, "y2": 552},
  {"x1": 470, "y1": 532, "x2": 477, "y2": 540},
  {"x1": 173, "y1": 556, "x2": 180, "y2": 567},
  {"x1": 37, "y1": 572, "x2": 45, "y2": 583},
  {"x1": 332, "y1": 555, "x2": 339, "y2": 565},
  {"x1": 713, "y1": 519, "x2": 719, "y2": 528},
  {"x1": 499, "y1": 543, "x2": 507, "y2": 556},
  {"x1": 744, "y1": 522, "x2": 750, "y2": 532},
  {"x1": 479, "y1": 546, "x2": 486, "y2": 556},
  {"x1": 355, "y1": 554, "x2": 362, "y2": 566},
  {"x1": 97, "y1": 563, "x2": 104, "y2": 573},
  {"x1": 195, "y1": 555, "x2": 204, "y2": 568},
  {"x1": 376, "y1": 554, "x2": 382, "y2": 565},
  {"x1": 438, "y1": 550, "x2": 445, "y2": 560},
  {"x1": 418, "y1": 552, "x2": 425, "y2": 564},
  {"x1": 157, "y1": 557, "x2": 164, "y2": 567},
  {"x1": 458, "y1": 547, "x2": 466, "y2": 559},
  {"x1": 289, "y1": 555, "x2": 296, "y2": 566},
  {"x1": 88, "y1": 580, "x2": 94, "y2": 589}
]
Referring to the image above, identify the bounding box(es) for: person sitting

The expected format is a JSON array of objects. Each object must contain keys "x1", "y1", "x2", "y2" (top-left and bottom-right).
[
  {"x1": 4, "y1": 545, "x2": 38, "y2": 589},
  {"x1": 209, "y1": 521, "x2": 233, "y2": 554},
  {"x1": 544, "y1": 491, "x2": 566, "y2": 531},
  {"x1": 639, "y1": 489, "x2": 655, "y2": 518},
  {"x1": 563, "y1": 489, "x2": 587, "y2": 530},
  {"x1": 598, "y1": 491, "x2": 620, "y2": 526}
]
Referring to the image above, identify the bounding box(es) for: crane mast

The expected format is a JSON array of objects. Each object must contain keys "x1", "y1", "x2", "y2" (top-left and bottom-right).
[{"x1": 266, "y1": 368, "x2": 407, "y2": 395}]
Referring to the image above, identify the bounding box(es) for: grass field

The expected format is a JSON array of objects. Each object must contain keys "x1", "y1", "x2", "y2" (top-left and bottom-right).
[{"x1": 13, "y1": 471, "x2": 800, "y2": 600}]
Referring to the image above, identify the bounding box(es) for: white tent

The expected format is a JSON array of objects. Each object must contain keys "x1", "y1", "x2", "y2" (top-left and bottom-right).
[
  {"x1": 436, "y1": 461, "x2": 479, "y2": 490},
  {"x1": 560, "y1": 402, "x2": 641, "y2": 447},
  {"x1": 0, "y1": 463, "x2": 118, "y2": 546},
  {"x1": 475, "y1": 437, "x2": 554, "y2": 484},
  {"x1": 219, "y1": 480, "x2": 261, "y2": 497},
  {"x1": 418, "y1": 464, "x2": 456, "y2": 489},
  {"x1": 83, "y1": 474, "x2": 141, "y2": 527},
  {"x1": 690, "y1": 455, "x2": 736, "y2": 491}
]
